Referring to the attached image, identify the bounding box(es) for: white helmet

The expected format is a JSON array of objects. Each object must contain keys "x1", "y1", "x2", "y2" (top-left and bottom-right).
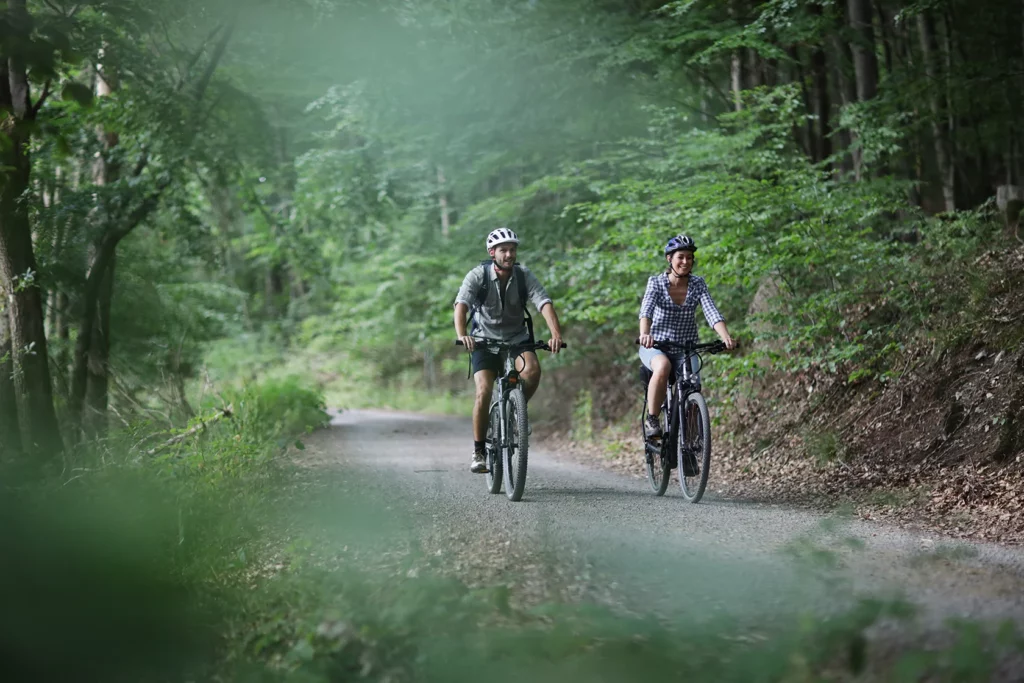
[{"x1": 486, "y1": 227, "x2": 520, "y2": 249}]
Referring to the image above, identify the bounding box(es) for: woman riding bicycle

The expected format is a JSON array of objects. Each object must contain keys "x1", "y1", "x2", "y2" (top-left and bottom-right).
[{"x1": 638, "y1": 234, "x2": 736, "y2": 440}]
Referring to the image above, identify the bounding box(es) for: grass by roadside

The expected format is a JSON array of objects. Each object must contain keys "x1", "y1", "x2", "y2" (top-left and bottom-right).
[{"x1": 201, "y1": 333, "x2": 473, "y2": 417}]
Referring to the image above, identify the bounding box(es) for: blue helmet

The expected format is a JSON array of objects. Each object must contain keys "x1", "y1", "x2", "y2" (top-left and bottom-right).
[{"x1": 664, "y1": 234, "x2": 697, "y2": 256}]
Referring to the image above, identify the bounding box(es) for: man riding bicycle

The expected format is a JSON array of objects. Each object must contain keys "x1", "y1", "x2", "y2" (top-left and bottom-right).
[
  {"x1": 638, "y1": 234, "x2": 736, "y2": 440},
  {"x1": 454, "y1": 228, "x2": 565, "y2": 473}
]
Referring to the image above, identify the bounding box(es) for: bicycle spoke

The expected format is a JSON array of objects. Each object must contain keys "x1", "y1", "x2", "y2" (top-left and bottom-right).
[
  {"x1": 678, "y1": 393, "x2": 711, "y2": 503},
  {"x1": 642, "y1": 400, "x2": 670, "y2": 496}
]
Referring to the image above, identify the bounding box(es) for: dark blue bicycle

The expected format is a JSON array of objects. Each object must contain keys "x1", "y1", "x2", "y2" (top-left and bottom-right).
[{"x1": 638, "y1": 339, "x2": 726, "y2": 502}]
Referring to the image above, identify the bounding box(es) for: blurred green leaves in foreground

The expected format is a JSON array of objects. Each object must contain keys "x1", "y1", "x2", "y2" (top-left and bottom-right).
[{"x1": 2, "y1": 378, "x2": 1023, "y2": 682}]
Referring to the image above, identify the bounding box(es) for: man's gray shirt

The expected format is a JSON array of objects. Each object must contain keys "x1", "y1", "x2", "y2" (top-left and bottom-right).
[{"x1": 454, "y1": 263, "x2": 552, "y2": 344}]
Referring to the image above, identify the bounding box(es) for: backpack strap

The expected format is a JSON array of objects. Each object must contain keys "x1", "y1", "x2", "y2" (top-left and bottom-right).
[
  {"x1": 468, "y1": 261, "x2": 534, "y2": 342},
  {"x1": 468, "y1": 261, "x2": 492, "y2": 338},
  {"x1": 515, "y1": 264, "x2": 535, "y2": 343}
]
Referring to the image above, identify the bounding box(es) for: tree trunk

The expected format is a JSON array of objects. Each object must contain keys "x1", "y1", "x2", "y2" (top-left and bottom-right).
[
  {"x1": 51, "y1": 163, "x2": 77, "y2": 384},
  {"x1": 831, "y1": 34, "x2": 859, "y2": 176},
  {"x1": 68, "y1": 203, "x2": 154, "y2": 436},
  {"x1": 0, "y1": 37, "x2": 63, "y2": 457},
  {"x1": 54, "y1": 290, "x2": 69, "y2": 385},
  {"x1": 846, "y1": 0, "x2": 879, "y2": 179},
  {"x1": 786, "y1": 47, "x2": 813, "y2": 159},
  {"x1": 917, "y1": 11, "x2": 955, "y2": 212},
  {"x1": 847, "y1": 0, "x2": 879, "y2": 102},
  {"x1": 876, "y1": 3, "x2": 894, "y2": 76},
  {"x1": 44, "y1": 165, "x2": 62, "y2": 339},
  {"x1": 730, "y1": 50, "x2": 744, "y2": 111},
  {"x1": 0, "y1": 299, "x2": 22, "y2": 457},
  {"x1": 810, "y1": 42, "x2": 832, "y2": 165},
  {"x1": 84, "y1": 253, "x2": 114, "y2": 440},
  {"x1": 745, "y1": 48, "x2": 764, "y2": 88},
  {"x1": 437, "y1": 165, "x2": 450, "y2": 239},
  {"x1": 82, "y1": 52, "x2": 121, "y2": 439}
]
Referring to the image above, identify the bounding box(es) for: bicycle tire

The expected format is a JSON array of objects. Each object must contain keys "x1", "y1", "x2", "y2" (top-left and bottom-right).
[
  {"x1": 502, "y1": 389, "x2": 529, "y2": 502},
  {"x1": 642, "y1": 400, "x2": 670, "y2": 496},
  {"x1": 678, "y1": 392, "x2": 711, "y2": 503},
  {"x1": 485, "y1": 401, "x2": 503, "y2": 494}
]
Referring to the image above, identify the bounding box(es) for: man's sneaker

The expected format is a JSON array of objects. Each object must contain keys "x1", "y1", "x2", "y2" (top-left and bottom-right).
[
  {"x1": 471, "y1": 450, "x2": 488, "y2": 474},
  {"x1": 644, "y1": 414, "x2": 663, "y2": 440}
]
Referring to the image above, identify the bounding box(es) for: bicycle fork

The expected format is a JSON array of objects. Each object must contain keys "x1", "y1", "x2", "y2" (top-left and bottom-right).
[{"x1": 495, "y1": 391, "x2": 507, "y2": 453}]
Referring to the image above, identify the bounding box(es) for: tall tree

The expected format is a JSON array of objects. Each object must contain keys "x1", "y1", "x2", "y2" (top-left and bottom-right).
[
  {"x1": 917, "y1": 10, "x2": 955, "y2": 212},
  {"x1": 0, "y1": 290, "x2": 21, "y2": 456},
  {"x1": 68, "y1": 20, "x2": 235, "y2": 439},
  {"x1": 809, "y1": 3, "x2": 832, "y2": 166},
  {"x1": 847, "y1": 0, "x2": 879, "y2": 102},
  {"x1": 84, "y1": 52, "x2": 121, "y2": 439},
  {"x1": 0, "y1": 0, "x2": 63, "y2": 457}
]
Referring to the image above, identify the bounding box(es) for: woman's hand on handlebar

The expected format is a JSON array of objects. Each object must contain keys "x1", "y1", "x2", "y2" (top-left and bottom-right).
[{"x1": 637, "y1": 334, "x2": 654, "y2": 349}]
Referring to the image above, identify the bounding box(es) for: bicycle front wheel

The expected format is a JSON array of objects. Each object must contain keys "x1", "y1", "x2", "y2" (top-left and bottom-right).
[
  {"x1": 678, "y1": 392, "x2": 711, "y2": 503},
  {"x1": 642, "y1": 399, "x2": 670, "y2": 496},
  {"x1": 485, "y1": 401, "x2": 503, "y2": 494},
  {"x1": 502, "y1": 389, "x2": 529, "y2": 502}
]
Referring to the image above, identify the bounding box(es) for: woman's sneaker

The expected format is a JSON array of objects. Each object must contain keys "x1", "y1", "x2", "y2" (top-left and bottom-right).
[
  {"x1": 644, "y1": 414, "x2": 663, "y2": 440},
  {"x1": 471, "y1": 450, "x2": 488, "y2": 473}
]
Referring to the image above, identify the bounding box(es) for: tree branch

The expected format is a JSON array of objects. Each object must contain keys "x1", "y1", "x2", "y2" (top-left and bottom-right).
[
  {"x1": 131, "y1": 148, "x2": 150, "y2": 179},
  {"x1": 145, "y1": 404, "x2": 234, "y2": 456},
  {"x1": 30, "y1": 79, "x2": 53, "y2": 118},
  {"x1": 681, "y1": 62, "x2": 733, "y2": 110},
  {"x1": 179, "y1": 24, "x2": 225, "y2": 89},
  {"x1": 192, "y1": 22, "x2": 234, "y2": 103}
]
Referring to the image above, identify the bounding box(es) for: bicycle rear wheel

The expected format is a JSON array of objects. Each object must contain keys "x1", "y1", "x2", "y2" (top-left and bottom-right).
[
  {"x1": 642, "y1": 399, "x2": 670, "y2": 496},
  {"x1": 502, "y1": 389, "x2": 529, "y2": 502},
  {"x1": 485, "y1": 401, "x2": 503, "y2": 494},
  {"x1": 678, "y1": 392, "x2": 711, "y2": 502}
]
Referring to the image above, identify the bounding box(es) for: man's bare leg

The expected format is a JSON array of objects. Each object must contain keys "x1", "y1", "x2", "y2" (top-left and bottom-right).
[
  {"x1": 472, "y1": 369, "x2": 496, "y2": 440},
  {"x1": 516, "y1": 351, "x2": 541, "y2": 402},
  {"x1": 471, "y1": 369, "x2": 496, "y2": 472}
]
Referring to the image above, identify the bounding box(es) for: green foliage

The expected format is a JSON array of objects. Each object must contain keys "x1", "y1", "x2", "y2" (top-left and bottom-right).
[
  {"x1": 228, "y1": 376, "x2": 330, "y2": 442},
  {"x1": 0, "y1": 370, "x2": 329, "y2": 680}
]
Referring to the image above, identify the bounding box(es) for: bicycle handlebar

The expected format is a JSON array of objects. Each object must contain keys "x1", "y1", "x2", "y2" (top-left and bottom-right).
[
  {"x1": 635, "y1": 338, "x2": 729, "y2": 354},
  {"x1": 455, "y1": 338, "x2": 568, "y2": 351}
]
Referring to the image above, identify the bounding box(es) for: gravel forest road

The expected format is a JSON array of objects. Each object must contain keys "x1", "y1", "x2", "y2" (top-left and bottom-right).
[{"x1": 309, "y1": 408, "x2": 1024, "y2": 633}]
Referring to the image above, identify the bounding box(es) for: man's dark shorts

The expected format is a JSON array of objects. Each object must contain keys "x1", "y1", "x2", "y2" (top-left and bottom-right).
[{"x1": 471, "y1": 346, "x2": 534, "y2": 376}]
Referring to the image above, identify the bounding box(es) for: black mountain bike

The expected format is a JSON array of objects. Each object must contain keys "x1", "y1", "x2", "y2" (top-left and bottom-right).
[
  {"x1": 637, "y1": 339, "x2": 726, "y2": 502},
  {"x1": 456, "y1": 338, "x2": 566, "y2": 502}
]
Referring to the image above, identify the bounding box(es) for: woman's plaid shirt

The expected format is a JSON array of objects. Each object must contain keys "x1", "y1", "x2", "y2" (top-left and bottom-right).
[{"x1": 639, "y1": 273, "x2": 725, "y2": 344}]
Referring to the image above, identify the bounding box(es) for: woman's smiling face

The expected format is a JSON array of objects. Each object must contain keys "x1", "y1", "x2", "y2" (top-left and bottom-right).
[{"x1": 667, "y1": 249, "x2": 695, "y2": 275}]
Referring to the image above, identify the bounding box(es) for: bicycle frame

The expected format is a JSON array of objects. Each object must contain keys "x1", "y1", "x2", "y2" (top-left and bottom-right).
[
  {"x1": 490, "y1": 348, "x2": 524, "y2": 452},
  {"x1": 641, "y1": 339, "x2": 724, "y2": 461},
  {"x1": 455, "y1": 336, "x2": 565, "y2": 464}
]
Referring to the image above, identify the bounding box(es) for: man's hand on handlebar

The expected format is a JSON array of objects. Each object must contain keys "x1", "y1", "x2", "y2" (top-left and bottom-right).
[{"x1": 456, "y1": 337, "x2": 568, "y2": 352}]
